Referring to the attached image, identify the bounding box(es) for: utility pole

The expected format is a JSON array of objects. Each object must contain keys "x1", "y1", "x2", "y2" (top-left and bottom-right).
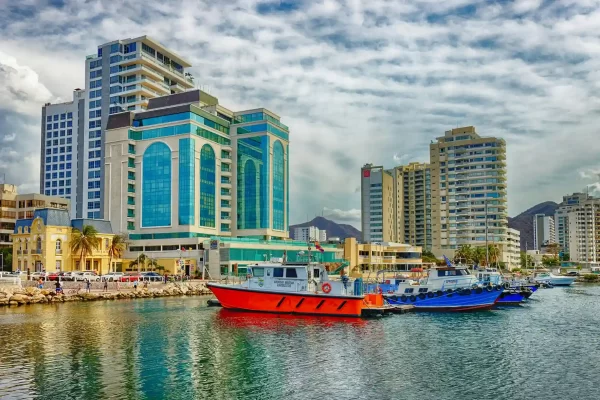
[{"x1": 485, "y1": 198, "x2": 489, "y2": 267}]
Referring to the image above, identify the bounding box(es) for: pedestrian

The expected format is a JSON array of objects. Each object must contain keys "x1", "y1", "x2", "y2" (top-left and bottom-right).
[
  {"x1": 86, "y1": 278, "x2": 91, "y2": 293},
  {"x1": 103, "y1": 278, "x2": 108, "y2": 292},
  {"x1": 38, "y1": 277, "x2": 43, "y2": 289},
  {"x1": 116, "y1": 280, "x2": 120, "y2": 292},
  {"x1": 164, "y1": 274, "x2": 168, "y2": 284},
  {"x1": 133, "y1": 280, "x2": 138, "y2": 291},
  {"x1": 143, "y1": 280, "x2": 148, "y2": 289},
  {"x1": 27, "y1": 268, "x2": 30, "y2": 281},
  {"x1": 55, "y1": 280, "x2": 62, "y2": 294}
]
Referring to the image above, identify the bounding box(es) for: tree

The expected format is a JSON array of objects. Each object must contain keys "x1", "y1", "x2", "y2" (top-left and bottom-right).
[
  {"x1": 520, "y1": 251, "x2": 534, "y2": 269},
  {"x1": 70, "y1": 225, "x2": 100, "y2": 270},
  {"x1": 454, "y1": 244, "x2": 473, "y2": 264},
  {"x1": 129, "y1": 253, "x2": 158, "y2": 272},
  {"x1": 473, "y1": 246, "x2": 487, "y2": 266},
  {"x1": 108, "y1": 234, "x2": 127, "y2": 273},
  {"x1": 546, "y1": 243, "x2": 559, "y2": 260},
  {"x1": 542, "y1": 255, "x2": 560, "y2": 267},
  {"x1": 0, "y1": 248, "x2": 12, "y2": 271},
  {"x1": 560, "y1": 252, "x2": 570, "y2": 262},
  {"x1": 487, "y1": 244, "x2": 500, "y2": 266},
  {"x1": 422, "y1": 250, "x2": 440, "y2": 264}
]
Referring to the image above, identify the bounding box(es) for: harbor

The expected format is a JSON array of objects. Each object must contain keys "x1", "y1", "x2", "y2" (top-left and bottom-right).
[{"x1": 1, "y1": 284, "x2": 598, "y2": 400}]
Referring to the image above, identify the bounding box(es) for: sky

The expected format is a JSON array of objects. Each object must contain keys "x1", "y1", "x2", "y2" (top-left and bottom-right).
[{"x1": 1, "y1": 0, "x2": 600, "y2": 229}]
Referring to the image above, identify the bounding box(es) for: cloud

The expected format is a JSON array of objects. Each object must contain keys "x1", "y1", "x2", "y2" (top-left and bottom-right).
[
  {"x1": 1, "y1": 133, "x2": 16, "y2": 142},
  {"x1": 1, "y1": 0, "x2": 600, "y2": 224},
  {"x1": 323, "y1": 207, "x2": 361, "y2": 223}
]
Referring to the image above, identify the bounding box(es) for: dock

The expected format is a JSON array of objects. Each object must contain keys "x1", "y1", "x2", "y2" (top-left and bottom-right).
[{"x1": 361, "y1": 304, "x2": 414, "y2": 318}]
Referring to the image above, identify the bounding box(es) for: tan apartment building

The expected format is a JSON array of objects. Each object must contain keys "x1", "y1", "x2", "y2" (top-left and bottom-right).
[
  {"x1": 567, "y1": 198, "x2": 600, "y2": 266},
  {"x1": 0, "y1": 184, "x2": 70, "y2": 249},
  {"x1": 429, "y1": 126, "x2": 509, "y2": 264},
  {"x1": 343, "y1": 237, "x2": 422, "y2": 273}
]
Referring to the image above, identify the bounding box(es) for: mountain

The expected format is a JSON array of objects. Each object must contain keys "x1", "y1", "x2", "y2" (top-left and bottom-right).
[
  {"x1": 508, "y1": 201, "x2": 558, "y2": 250},
  {"x1": 290, "y1": 216, "x2": 362, "y2": 240}
]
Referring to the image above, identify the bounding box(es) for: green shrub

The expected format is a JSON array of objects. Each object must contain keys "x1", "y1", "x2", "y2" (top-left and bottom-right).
[{"x1": 582, "y1": 274, "x2": 599, "y2": 282}]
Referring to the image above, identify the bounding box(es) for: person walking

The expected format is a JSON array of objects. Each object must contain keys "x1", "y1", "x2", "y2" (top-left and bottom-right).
[
  {"x1": 103, "y1": 278, "x2": 108, "y2": 292},
  {"x1": 85, "y1": 278, "x2": 91, "y2": 293},
  {"x1": 55, "y1": 280, "x2": 62, "y2": 294},
  {"x1": 38, "y1": 277, "x2": 44, "y2": 289},
  {"x1": 133, "y1": 280, "x2": 138, "y2": 291}
]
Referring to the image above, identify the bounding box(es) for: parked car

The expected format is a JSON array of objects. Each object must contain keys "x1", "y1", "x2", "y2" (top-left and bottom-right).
[
  {"x1": 31, "y1": 271, "x2": 48, "y2": 280},
  {"x1": 566, "y1": 271, "x2": 580, "y2": 276},
  {"x1": 140, "y1": 272, "x2": 163, "y2": 282},
  {"x1": 101, "y1": 272, "x2": 124, "y2": 282},
  {"x1": 47, "y1": 272, "x2": 60, "y2": 281},
  {"x1": 60, "y1": 272, "x2": 77, "y2": 281},
  {"x1": 74, "y1": 271, "x2": 101, "y2": 282},
  {"x1": 119, "y1": 273, "x2": 141, "y2": 282}
]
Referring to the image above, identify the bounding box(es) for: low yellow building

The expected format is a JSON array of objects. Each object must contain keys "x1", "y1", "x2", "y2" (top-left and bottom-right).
[
  {"x1": 12, "y1": 209, "x2": 118, "y2": 275},
  {"x1": 343, "y1": 237, "x2": 422, "y2": 274}
]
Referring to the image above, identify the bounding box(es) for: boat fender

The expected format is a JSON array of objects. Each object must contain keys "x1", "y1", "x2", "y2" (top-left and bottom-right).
[
  {"x1": 390, "y1": 295, "x2": 398, "y2": 301},
  {"x1": 409, "y1": 295, "x2": 417, "y2": 302},
  {"x1": 464, "y1": 288, "x2": 471, "y2": 295},
  {"x1": 400, "y1": 295, "x2": 408, "y2": 302},
  {"x1": 472, "y1": 284, "x2": 479, "y2": 289},
  {"x1": 418, "y1": 293, "x2": 426, "y2": 300},
  {"x1": 322, "y1": 282, "x2": 332, "y2": 294},
  {"x1": 436, "y1": 290, "x2": 443, "y2": 297},
  {"x1": 495, "y1": 285, "x2": 502, "y2": 291},
  {"x1": 446, "y1": 289, "x2": 453, "y2": 294},
  {"x1": 503, "y1": 282, "x2": 511, "y2": 290},
  {"x1": 427, "y1": 292, "x2": 435, "y2": 298},
  {"x1": 481, "y1": 287, "x2": 489, "y2": 293}
]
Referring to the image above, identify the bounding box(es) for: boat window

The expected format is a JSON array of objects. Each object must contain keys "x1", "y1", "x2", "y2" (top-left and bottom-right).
[
  {"x1": 266, "y1": 269, "x2": 272, "y2": 277},
  {"x1": 253, "y1": 268, "x2": 264, "y2": 277},
  {"x1": 447, "y1": 270, "x2": 456, "y2": 276},
  {"x1": 404, "y1": 288, "x2": 414, "y2": 294},
  {"x1": 273, "y1": 268, "x2": 284, "y2": 278},
  {"x1": 418, "y1": 288, "x2": 428, "y2": 293},
  {"x1": 313, "y1": 269, "x2": 320, "y2": 278},
  {"x1": 285, "y1": 268, "x2": 297, "y2": 278},
  {"x1": 456, "y1": 270, "x2": 466, "y2": 276},
  {"x1": 437, "y1": 270, "x2": 446, "y2": 277}
]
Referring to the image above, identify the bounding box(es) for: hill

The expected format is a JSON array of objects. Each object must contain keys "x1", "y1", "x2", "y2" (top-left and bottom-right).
[
  {"x1": 508, "y1": 201, "x2": 558, "y2": 250},
  {"x1": 289, "y1": 216, "x2": 361, "y2": 240}
]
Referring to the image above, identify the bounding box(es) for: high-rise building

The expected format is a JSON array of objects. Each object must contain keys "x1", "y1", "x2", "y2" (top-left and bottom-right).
[
  {"x1": 293, "y1": 226, "x2": 326, "y2": 242},
  {"x1": 360, "y1": 164, "x2": 396, "y2": 243},
  {"x1": 395, "y1": 162, "x2": 431, "y2": 250},
  {"x1": 506, "y1": 228, "x2": 521, "y2": 269},
  {"x1": 104, "y1": 89, "x2": 289, "y2": 249},
  {"x1": 360, "y1": 162, "x2": 431, "y2": 248},
  {"x1": 567, "y1": 198, "x2": 600, "y2": 264},
  {"x1": 40, "y1": 89, "x2": 86, "y2": 217},
  {"x1": 82, "y1": 36, "x2": 194, "y2": 220},
  {"x1": 429, "y1": 126, "x2": 508, "y2": 261},
  {"x1": 0, "y1": 184, "x2": 70, "y2": 250},
  {"x1": 554, "y1": 192, "x2": 590, "y2": 254},
  {"x1": 533, "y1": 213, "x2": 556, "y2": 250}
]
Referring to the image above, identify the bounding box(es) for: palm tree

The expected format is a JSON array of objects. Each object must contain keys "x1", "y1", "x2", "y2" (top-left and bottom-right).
[
  {"x1": 70, "y1": 225, "x2": 100, "y2": 270},
  {"x1": 108, "y1": 234, "x2": 127, "y2": 273},
  {"x1": 454, "y1": 244, "x2": 473, "y2": 265},
  {"x1": 487, "y1": 244, "x2": 500, "y2": 267},
  {"x1": 129, "y1": 253, "x2": 159, "y2": 272},
  {"x1": 473, "y1": 246, "x2": 487, "y2": 266}
]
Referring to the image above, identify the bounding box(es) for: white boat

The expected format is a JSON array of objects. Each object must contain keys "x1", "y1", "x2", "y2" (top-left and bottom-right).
[
  {"x1": 533, "y1": 272, "x2": 576, "y2": 286},
  {"x1": 390, "y1": 264, "x2": 480, "y2": 295}
]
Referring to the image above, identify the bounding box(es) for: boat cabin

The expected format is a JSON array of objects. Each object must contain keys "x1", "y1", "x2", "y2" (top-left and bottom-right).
[
  {"x1": 244, "y1": 263, "x2": 353, "y2": 296},
  {"x1": 476, "y1": 268, "x2": 503, "y2": 285}
]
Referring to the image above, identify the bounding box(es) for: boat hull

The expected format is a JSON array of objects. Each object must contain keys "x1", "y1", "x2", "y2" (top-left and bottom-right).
[
  {"x1": 385, "y1": 288, "x2": 501, "y2": 312},
  {"x1": 207, "y1": 283, "x2": 366, "y2": 317},
  {"x1": 497, "y1": 291, "x2": 525, "y2": 306},
  {"x1": 534, "y1": 276, "x2": 576, "y2": 286}
]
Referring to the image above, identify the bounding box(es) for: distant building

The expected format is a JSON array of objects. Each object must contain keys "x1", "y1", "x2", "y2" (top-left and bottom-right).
[
  {"x1": 533, "y1": 213, "x2": 555, "y2": 250},
  {"x1": 429, "y1": 126, "x2": 508, "y2": 264},
  {"x1": 506, "y1": 228, "x2": 521, "y2": 269},
  {"x1": 342, "y1": 237, "x2": 422, "y2": 273},
  {"x1": 567, "y1": 198, "x2": 600, "y2": 265},
  {"x1": 292, "y1": 226, "x2": 326, "y2": 242},
  {"x1": 554, "y1": 192, "x2": 591, "y2": 254},
  {"x1": 360, "y1": 162, "x2": 431, "y2": 249},
  {"x1": 0, "y1": 184, "x2": 70, "y2": 250}
]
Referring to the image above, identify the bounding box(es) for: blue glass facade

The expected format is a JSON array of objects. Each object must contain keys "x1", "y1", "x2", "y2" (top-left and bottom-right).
[
  {"x1": 272, "y1": 140, "x2": 285, "y2": 231},
  {"x1": 286, "y1": 144, "x2": 290, "y2": 231},
  {"x1": 237, "y1": 136, "x2": 270, "y2": 230},
  {"x1": 236, "y1": 123, "x2": 289, "y2": 141},
  {"x1": 133, "y1": 112, "x2": 229, "y2": 134},
  {"x1": 129, "y1": 124, "x2": 230, "y2": 145},
  {"x1": 200, "y1": 144, "x2": 216, "y2": 227},
  {"x1": 178, "y1": 138, "x2": 195, "y2": 225},
  {"x1": 142, "y1": 142, "x2": 172, "y2": 227}
]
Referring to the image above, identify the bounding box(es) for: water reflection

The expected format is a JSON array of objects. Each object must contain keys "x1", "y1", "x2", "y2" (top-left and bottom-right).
[{"x1": 0, "y1": 288, "x2": 599, "y2": 400}]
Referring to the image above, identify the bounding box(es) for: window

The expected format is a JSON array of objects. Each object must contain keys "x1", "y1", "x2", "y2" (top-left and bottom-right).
[
  {"x1": 142, "y1": 142, "x2": 171, "y2": 227},
  {"x1": 252, "y1": 267, "x2": 264, "y2": 277},
  {"x1": 200, "y1": 144, "x2": 216, "y2": 227},
  {"x1": 273, "y1": 268, "x2": 284, "y2": 278},
  {"x1": 179, "y1": 138, "x2": 195, "y2": 225},
  {"x1": 285, "y1": 268, "x2": 298, "y2": 278},
  {"x1": 56, "y1": 240, "x2": 61, "y2": 253}
]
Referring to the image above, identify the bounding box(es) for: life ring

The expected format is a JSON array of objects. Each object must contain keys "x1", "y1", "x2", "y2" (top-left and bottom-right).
[
  {"x1": 322, "y1": 283, "x2": 332, "y2": 293},
  {"x1": 503, "y1": 282, "x2": 511, "y2": 290},
  {"x1": 377, "y1": 287, "x2": 383, "y2": 294}
]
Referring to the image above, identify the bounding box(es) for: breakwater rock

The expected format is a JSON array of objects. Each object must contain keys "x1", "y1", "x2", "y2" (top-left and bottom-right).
[{"x1": 0, "y1": 283, "x2": 212, "y2": 307}]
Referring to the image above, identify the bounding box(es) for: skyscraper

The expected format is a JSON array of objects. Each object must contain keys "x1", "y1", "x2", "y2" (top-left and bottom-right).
[
  {"x1": 104, "y1": 89, "x2": 290, "y2": 246},
  {"x1": 429, "y1": 126, "x2": 509, "y2": 262},
  {"x1": 554, "y1": 192, "x2": 590, "y2": 254},
  {"x1": 83, "y1": 36, "x2": 194, "y2": 220},
  {"x1": 360, "y1": 164, "x2": 396, "y2": 243},
  {"x1": 567, "y1": 198, "x2": 600, "y2": 264},
  {"x1": 40, "y1": 89, "x2": 85, "y2": 216},
  {"x1": 533, "y1": 213, "x2": 556, "y2": 250}
]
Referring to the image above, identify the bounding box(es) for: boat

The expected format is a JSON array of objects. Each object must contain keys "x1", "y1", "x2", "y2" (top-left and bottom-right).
[
  {"x1": 380, "y1": 265, "x2": 503, "y2": 311},
  {"x1": 385, "y1": 286, "x2": 503, "y2": 311},
  {"x1": 533, "y1": 272, "x2": 576, "y2": 286},
  {"x1": 207, "y1": 261, "x2": 383, "y2": 318}
]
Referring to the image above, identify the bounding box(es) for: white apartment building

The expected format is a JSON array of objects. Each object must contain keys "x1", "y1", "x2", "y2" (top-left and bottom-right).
[
  {"x1": 83, "y1": 36, "x2": 194, "y2": 219},
  {"x1": 533, "y1": 213, "x2": 555, "y2": 250},
  {"x1": 554, "y1": 192, "x2": 590, "y2": 254},
  {"x1": 506, "y1": 228, "x2": 521, "y2": 269},
  {"x1": 40, "y1": 89, "x2": 86, "y2": 217},
  {"x1": 429, "y1": 126, "x2": 508, "y2": 259},
  {"x1": 293, "y1": 226, "x2": 326, "y2": 242},
  {"x1": 567, "y1": 199, "x2": 600, "y2": 265}
]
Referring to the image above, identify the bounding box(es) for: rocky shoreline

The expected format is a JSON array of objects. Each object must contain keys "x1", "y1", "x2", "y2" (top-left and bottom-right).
[{"x1": 0, "y1": 283, "x2": 212, "y2": 307}]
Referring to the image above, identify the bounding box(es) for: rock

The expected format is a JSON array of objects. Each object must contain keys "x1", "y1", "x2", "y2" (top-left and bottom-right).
[
  {"x1": 80, "y1": 293, "x2": 99, "y2": 301},
  {"x1": 9, "y1": 300, "x2": 18, "y2": 306},
  {"x1": 41, "y1": 289, "x2": 50, "y2": 296},
  {"x1": 0, "y1": 298, "x2": 8, "y2": 306},
  {"x1": 31, "y1": 294, "x2": 47, "y2": 304},
  {"x1": 9, "y1": 294, "x2": 29, "y2": 304}
]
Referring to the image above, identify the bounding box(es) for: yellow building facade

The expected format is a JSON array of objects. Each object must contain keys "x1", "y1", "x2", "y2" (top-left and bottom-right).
[
  {"x1": 343, "y1": 237, "x2": 422, "y2": 274},
  {"x1": 11, "y1": 209, "x2": 118, "y2": 275}
]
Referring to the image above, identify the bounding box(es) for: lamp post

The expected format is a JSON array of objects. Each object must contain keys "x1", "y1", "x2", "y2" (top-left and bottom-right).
[{"x1": 485, "y1": 198, "x2": 489, "y2": 267}]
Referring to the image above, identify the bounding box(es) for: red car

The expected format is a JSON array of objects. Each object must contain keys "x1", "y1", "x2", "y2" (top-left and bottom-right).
[{"x1": 119, "y1": 273, "x2": 141, "y2": 282}]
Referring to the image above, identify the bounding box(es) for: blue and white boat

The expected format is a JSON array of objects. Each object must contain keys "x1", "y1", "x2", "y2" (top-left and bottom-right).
[{"x1": 386, "y1": 286, "x2": 503, "y2": 311}]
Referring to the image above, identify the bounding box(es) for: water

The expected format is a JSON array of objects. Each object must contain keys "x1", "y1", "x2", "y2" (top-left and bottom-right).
[{"x1": 0, "y1": 286, "x2": 599, "y2": 400}]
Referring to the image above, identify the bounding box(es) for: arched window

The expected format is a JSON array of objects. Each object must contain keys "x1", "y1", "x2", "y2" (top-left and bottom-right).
[
  {"x1": 105, "y1": 238, "x2": 109, "y2": 250},
  {"x1": 272, "y1": 140, "x2": 285, "y2": 231},
  {"x1": 142, "y1": 142, "x2": 172, "y2": 227},
  {"x1": 36, "y1": 237, "x2": 42, "y2": 253},
  {"x1": 200, "y1": 144, "x2": 216, "y2": 227}
]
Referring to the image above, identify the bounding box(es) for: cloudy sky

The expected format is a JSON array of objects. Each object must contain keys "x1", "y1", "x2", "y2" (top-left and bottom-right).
[{"x1": 1, "y1": 0, "x2": 600, "y2": 228}]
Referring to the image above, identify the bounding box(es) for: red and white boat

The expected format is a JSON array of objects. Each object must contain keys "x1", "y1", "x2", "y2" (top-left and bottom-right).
[{"x1": 207, "y1": 262, "x2": 382, "y2": 318}]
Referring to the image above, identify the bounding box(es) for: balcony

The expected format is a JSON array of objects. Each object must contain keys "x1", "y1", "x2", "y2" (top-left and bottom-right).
[
  {"x1": 32, "y1": 249, "x2": 42, "y2": 255},
  {"x1": 139, "y1": 53, "x2": 193, "y2": 85}
]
